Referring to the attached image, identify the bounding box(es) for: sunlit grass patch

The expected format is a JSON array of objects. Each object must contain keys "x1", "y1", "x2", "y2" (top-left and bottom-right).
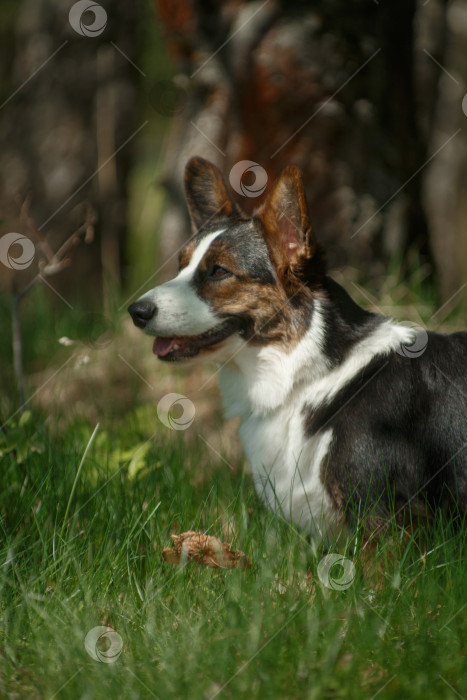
[{"x1": 0, "y1": 412, "x2": 466, "y2": 699}]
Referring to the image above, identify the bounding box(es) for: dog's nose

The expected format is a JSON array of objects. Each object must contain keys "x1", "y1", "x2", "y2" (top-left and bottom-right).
[{"x1": 128, "y1": 300, "x2": 157, "y2": 329}]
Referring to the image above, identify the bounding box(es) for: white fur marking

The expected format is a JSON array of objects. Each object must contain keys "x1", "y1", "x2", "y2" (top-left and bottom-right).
[
  {"x1": 219, "y1": 302, "x2": 329, "y2": 415},
  {"x1": 137, "y1": 229, "x2": 226, "y2": 336},
  {"x1": 239, "y1": 410, "x2": 336, "y2": 539},
  {"x1": 176, "y1": 229, "x2": 226, "y2": 281},
  {"x1": 305, "y1": 321, "x2": 414, "y2": 408}
]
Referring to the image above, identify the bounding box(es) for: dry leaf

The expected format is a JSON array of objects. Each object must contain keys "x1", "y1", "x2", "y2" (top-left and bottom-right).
[{"x1": 162, "y1": 531, "x2": 251, "y2": 569}]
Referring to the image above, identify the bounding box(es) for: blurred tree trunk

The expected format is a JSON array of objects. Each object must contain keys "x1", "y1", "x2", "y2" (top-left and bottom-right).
[
  {"x1": 0, "y1": 0, "x2": 141, "y2": 307},
  {"x1": 154, "y1": 0, "x2": 466, "y2": 313},
  {"x1": 422, "y1": 0, "x2": 467, "y2": 310}
]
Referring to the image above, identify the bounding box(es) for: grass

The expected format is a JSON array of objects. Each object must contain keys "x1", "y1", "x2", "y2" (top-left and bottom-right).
[
  {"x1": 1, "y1": 261, "x2": 465, "y2": 698},
  {"x1": 1, "y1": 406, "x2": 466, "y2": 700}
]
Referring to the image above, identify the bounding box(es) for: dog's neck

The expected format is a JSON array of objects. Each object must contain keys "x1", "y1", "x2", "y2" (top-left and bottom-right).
[
  {"x1": 218, "y1": 277, "x2": 410, "y2": 419},
  {"x1": 218, "y1": 299, "x2": 330, "y2": 417}
]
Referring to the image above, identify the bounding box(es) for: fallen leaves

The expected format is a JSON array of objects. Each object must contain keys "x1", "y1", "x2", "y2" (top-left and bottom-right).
[{"x1": 162, "y1": 531, "x2": 251, "y2": 570}]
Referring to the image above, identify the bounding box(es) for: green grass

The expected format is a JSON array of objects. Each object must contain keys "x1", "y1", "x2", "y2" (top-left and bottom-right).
[{"x1": 1, "y1": 408, "x2": 466, "y2": 699}]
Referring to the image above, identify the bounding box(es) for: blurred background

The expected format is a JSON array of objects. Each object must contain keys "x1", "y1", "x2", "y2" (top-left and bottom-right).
[
  {"x1": 0, "y1": 0, "x2": 466, "y2": 423},
  {"x1": 2, "y1": 5, "x2": 467, "y2": 696}
]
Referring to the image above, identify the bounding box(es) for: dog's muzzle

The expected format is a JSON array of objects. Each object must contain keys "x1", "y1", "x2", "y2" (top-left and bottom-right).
[{"x1": 128, "y1": 300, "x2": 156, "y2": 329}]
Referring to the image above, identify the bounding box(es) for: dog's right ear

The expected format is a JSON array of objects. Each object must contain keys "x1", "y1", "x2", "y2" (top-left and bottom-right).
[{"x1": 184, "y1": 157, "x2": 241, "y2": 232}]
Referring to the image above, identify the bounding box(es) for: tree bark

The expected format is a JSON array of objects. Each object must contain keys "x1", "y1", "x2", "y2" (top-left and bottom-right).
[{"x1": 154, "y1": 0, "x2": 466, "y2": 310}]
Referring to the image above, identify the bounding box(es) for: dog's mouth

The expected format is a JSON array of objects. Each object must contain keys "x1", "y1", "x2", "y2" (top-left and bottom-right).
[{"x1": 152, "y1": 318, "x2": 241, "y2": 362}]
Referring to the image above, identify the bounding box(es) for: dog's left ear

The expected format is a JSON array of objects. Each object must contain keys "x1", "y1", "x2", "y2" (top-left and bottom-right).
[
  {"x1": 256, "y1": 165, "x2": 316, "y2": 270},
  {"x1": 184, "y1": 157, "x2": 241, "y2": 232}
]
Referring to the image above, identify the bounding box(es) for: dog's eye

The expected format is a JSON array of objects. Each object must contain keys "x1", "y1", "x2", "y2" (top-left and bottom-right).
[{"x1": 210, "y1": 265, "x2": 231, "y2": 279}]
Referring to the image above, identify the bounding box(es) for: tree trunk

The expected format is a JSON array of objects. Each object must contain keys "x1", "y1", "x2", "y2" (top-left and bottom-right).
[
  {"x1": 0, "y1": 0, "x2": 140, "y2": 304},
  {"x1": 154, "y1": 0, "x2": 466, "y2": 312}
]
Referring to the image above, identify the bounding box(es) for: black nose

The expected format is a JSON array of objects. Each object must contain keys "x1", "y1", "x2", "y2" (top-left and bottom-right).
[{"x1": 128, "y1": 300, "x2": 157, "y2": 329}]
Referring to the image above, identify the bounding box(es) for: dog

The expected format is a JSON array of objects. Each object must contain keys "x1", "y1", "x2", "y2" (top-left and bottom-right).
[{"x1": 129, "y1": 156, "x2": 467, "y2": 541}]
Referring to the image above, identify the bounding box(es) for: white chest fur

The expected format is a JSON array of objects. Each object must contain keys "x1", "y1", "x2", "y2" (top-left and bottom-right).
[
  {"x1": 218, "y1": 358, "x2": 338, "y2": 540},
  {"x1": 238, "y1": 403, "x2": 336, "y2": 538},
  {"x1": 217, "y1": 308, "x2": 415, "y2": 539}
]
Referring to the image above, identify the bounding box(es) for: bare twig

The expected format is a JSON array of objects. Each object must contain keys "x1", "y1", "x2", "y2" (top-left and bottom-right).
[
  {"x1": 18, "y1": 194, "x2": 55, "y2": 263},
  {"x1": 10, "y1": 199, "x2": 96, "y2": 408}
]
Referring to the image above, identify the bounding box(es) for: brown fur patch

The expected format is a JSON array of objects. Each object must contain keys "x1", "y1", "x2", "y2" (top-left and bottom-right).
[
  {"x1": 191, "y1": 233, "x2": 317, "y2": 346},
  {"x1": 209, "y1": 281, "x2": 315, "y2": 346},
  {"x1": 256, "y1": 165, "x2": 317, "y2": 272},
  {"x1": 321, "y1": 466, "x2": 347, "y2": 512},
  {"x1": 178, "y1": 240, "x2": 195, "y2": 270},
  {"x1": 184, "y1": 157, "x2": 242, "y2": 232}
]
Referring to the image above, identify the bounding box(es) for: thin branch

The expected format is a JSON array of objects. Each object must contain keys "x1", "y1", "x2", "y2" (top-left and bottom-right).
[
  {"x1": 10, "y1": 198, "x2": 96, "y2": 408},
  {"x1": 18, "y1": 194, "x2": 55, "y2": 263}
]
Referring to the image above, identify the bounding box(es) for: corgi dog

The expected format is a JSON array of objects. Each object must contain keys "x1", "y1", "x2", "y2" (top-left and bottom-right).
[{"x1": 129, "y1": 157, "x2": 467, "y2": 540}]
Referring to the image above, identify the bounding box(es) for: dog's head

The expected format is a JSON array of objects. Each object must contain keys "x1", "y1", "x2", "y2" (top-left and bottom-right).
[{"x1": 128, "y1": 157, "x2": 326, "y2": 363}]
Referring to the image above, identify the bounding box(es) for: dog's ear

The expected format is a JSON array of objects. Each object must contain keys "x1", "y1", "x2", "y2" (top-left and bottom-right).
[
  {"x1": 184, "y1": 157, "x2": 241, "y2": 231},
  {"x1": 256, "y1": 165, "x2": 317, "y2": 270}
]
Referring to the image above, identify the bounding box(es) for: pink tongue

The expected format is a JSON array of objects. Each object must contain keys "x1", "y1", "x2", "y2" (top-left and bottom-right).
[{"x1": 152, "y1": 337, "x2": 176, "y2": 356}]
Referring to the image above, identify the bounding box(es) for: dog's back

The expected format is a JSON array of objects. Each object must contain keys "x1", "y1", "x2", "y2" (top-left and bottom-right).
[{"x1": 305, "y1": 326, "x2": 467, "y2": 526}]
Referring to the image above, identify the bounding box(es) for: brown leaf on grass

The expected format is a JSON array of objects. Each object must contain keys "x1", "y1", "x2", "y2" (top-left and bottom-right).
[{"x1": 162, "y1": 531, "x2": 251, "y2": 569}]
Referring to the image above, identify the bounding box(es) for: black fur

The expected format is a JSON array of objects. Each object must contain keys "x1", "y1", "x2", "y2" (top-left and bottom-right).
[
  {"x1": 303, "y1": 302, "x2": 467, "y2": 523},
  {"x1": 192, "y1": 221, "x2": 278, "y2": 287},
  {"x1": 319, "y1": 277, "x2": 383, "y2": 367}
]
